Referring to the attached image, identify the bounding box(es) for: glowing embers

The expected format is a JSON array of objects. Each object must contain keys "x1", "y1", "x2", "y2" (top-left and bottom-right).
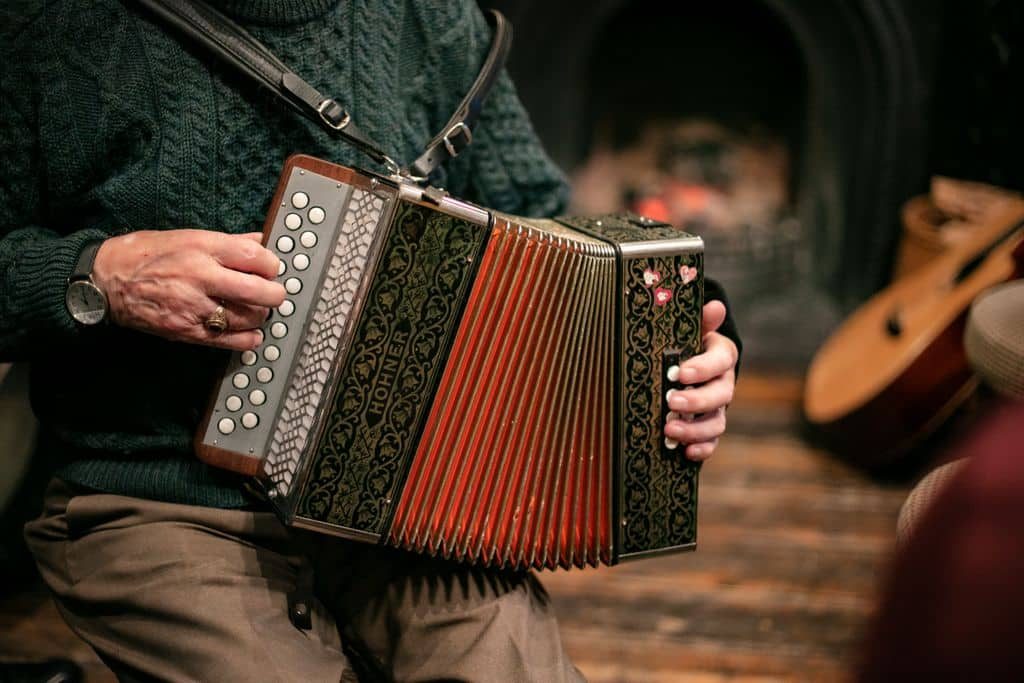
[{"x1": 389, "y1": 218, "x2": 616, "y2": 569}]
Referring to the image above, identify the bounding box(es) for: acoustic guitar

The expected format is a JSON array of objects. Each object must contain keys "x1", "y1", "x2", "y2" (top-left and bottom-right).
[{"x1": 804, "y1": 199, "x2": 1024, "y2": 469}]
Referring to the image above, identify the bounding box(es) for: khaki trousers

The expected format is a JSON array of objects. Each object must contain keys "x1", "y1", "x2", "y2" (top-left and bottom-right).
[{"x1": 24, "y1": 480, "x2": 584, "y2": 683}]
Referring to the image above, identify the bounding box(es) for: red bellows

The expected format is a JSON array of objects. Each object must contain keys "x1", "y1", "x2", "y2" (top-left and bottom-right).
[{"x1": 390, "y1": 217, "x2": 616, "y2": 569}]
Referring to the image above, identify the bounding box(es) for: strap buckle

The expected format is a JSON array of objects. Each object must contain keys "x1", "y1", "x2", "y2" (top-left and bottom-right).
[
  {"x1": 442, "y1": 122, "x2": 473, "y2": 158},
  {"x1": 381, "y1": 155, "x2": 404, "y2": 178},
  {"x1": 316, "y1": 98, "x2": 351, "y2": 131}
]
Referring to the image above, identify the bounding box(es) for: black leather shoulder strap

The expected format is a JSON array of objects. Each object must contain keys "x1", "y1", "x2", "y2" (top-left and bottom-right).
[
  {"x1": 132, "y1": 0, "x2": 392, "y2": 167},
  {"x1": 131, "y1": 0, "x2": 512, "y2": 181},
  {"x1": 407, "y1": 10, "x2": 513, "y2": 180}
]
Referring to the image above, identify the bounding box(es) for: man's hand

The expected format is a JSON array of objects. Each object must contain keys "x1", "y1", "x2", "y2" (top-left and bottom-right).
[
  {"x1": 665, "y1": 300, "x2": 738, "y2": 461},
  {"x1": 93, "y1": 230, "x2": 286, "y2": 351}
]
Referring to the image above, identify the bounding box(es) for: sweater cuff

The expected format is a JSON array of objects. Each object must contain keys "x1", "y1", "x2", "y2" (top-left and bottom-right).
[
  {"x1": 704, "y1": 277, "x2": 743, "y2": 380},
  {"x1": 8, "y1": 229, "x2": 110, "y2": 341}
]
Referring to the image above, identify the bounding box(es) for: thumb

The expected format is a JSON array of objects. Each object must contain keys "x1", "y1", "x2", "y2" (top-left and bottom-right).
[
  {"x1": 241, "y1": 232, "x2": 264, "y2": 242},
  {"x1": 702, "y1": 300, "x2": 727, "y2": 336}
]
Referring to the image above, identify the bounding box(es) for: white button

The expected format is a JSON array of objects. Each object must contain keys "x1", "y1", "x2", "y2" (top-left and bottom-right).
[
  {"x1": 256, "y1": 367, "x2": 273, "y2": 383},
  {"x1": 285, "y1": 278, "x2": 302, "y2": 294},
  {"x1": 271, "y1": 322, "x2": 288, "y2": 338},
  {"x1": 664, "y1": 437, "x2": 679, "y2": 450},
  {"x1": 300, "y1": 231, "x2": 317, "y2": 248},
  {"x1": 249, "y1": 389, "x2": 267, "y2": 406},
  {"x1": 667, "y1": 365, "x2": 680, "y2": 382},
  {"x1": 308, "y1": 206, "x2": 325, "y2": 224},
  {"x1": 293, "y1": 253, "x2": 310, "y2": 271},
  {"x1": 225, "y1": 395, "x2": 243, "y2": 412},
  {"x1": 278, "y1": 300, "x2": 295, "y2": 317},
  {"x1": 241, "y1": 412, "x2": 259, "y2": 429},
  {"x1": 278, "y1": 259, "x2": 286, "y2": 276},
  {"x1": 264, "y1": 345, "x2": 281, "y2": 362},
  {"x1": 217, "y1": 417, "x2": 236, "y2": 435},
  {"x1": 232, "y1": 373, "x2": 250, "y2": 389},
  {"x1": 240, "y1": 350, "x2": 257, "y2": 366},
  {"x1": 284, "y1": 213, "x2": 302, "y2": 230},
  {"x1": 291, "y1": 192, "x2": 309, "y2": 209},
  {"x1": 277, "y1": 236, "x2": 294, "y2": 253}
]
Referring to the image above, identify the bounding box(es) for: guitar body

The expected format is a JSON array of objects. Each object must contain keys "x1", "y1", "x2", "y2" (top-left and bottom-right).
[{"x1": 804, "y1": 201, "x2": 1024, "y2": 469}]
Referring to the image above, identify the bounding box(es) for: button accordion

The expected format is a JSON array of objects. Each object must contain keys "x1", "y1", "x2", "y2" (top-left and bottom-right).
[{"x1": 196, "y1": 155, "x2": 705, "y2": 570}]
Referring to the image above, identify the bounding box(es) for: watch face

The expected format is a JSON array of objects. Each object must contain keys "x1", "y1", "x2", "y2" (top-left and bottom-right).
[{"x1": 66, "y1": 280, "x2": 108, "y2": 325}]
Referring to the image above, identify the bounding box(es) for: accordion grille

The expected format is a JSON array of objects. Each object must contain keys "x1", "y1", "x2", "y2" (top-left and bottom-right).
[
  {"x1": 390, "y1": 217, "x2": 616, "y2": 569},
  {"x1": 264, "y1": 188, "x2": 385, "y2": 497}
]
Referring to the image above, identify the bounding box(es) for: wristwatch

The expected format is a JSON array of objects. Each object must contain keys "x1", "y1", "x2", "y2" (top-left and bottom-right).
[{"x1": 65, "y1": 240, "x2": 109, "y2": 325}]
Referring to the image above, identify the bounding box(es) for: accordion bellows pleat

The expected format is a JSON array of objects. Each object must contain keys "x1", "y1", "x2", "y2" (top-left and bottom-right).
[{"x1": 391, "y1": 218, "x2": 617, "y2": 569}]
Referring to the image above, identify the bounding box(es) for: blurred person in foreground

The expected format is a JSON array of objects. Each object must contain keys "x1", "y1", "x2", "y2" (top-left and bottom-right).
[{"x1": 858, "y1": 402, "x2": 1024, "y2": 681}]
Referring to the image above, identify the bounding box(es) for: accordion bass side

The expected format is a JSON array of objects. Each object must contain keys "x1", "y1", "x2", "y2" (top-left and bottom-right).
[{"x1": 196, "y1": 154, "x2": 705, "y2": 570}]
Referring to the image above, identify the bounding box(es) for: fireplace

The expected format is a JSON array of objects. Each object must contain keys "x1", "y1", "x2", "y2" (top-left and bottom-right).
[{"x1": 487, "y1": 0, "x2": 943, "y2": 368}]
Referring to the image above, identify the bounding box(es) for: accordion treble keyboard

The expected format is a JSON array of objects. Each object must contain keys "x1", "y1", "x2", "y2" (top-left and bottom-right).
[
  {"x1": 197, "y1": 163, "x2": 391, "y2": 478},
  {"x1": 197, "y1": 155, "x2": 705, "y2": 570}
]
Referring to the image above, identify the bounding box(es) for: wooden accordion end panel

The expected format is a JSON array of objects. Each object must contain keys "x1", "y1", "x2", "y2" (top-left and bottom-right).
[{"x1": 195, "y1": 155, "x2": 704, "y2": 571}]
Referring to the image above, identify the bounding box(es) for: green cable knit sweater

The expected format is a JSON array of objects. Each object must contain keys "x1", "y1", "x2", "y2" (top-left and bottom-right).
[{"x1": 0, "y1": 0, "x2": 572, "y2": 507}]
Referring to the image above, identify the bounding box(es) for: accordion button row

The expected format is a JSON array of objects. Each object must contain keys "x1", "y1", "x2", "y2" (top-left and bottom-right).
[
  {"x1": 232, "y1": 367, "x2": 275, "y2": 388},
  {"x1": 284, "y1": 207, "x2": 325, "y2": 231},
  {"x1": 285, "y1": 212, "x2": 325, "y2": 231},
  {"x1": 223, "y1": 389, "x2": 267, "y2": 413},
  {"x1": 237, "y1": 345, "x2": 281, "y2": 363},
  {"x1": 217, "y1": 411, "x2": 259, "y2": 434},
  {"x1": 663, "y1": 363, "x2": 688, "y2": 451}
]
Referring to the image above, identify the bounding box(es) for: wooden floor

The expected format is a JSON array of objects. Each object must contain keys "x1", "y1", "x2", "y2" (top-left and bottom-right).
[
  {"x1": 545, "y1": 374, "x2": 909, "y2": 682},
  {"x1": 0, "y1": 373, "x2": 910, "y2": 682}
]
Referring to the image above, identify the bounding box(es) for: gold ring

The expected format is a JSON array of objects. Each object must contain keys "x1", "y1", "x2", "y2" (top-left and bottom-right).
[{"x1": 204, "y1": 304, "x2": 229, "y2": 334}]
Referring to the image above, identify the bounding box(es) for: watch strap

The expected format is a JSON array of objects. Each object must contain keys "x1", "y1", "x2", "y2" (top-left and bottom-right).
[{"x1": 71, "y1": 240, "x2": 105, "y2": 282}]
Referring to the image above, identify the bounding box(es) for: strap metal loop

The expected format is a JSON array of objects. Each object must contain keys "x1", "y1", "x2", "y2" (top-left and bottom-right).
[
  {"x1": 442, "y1": 121, "x2": 473, "y2": 158},
  {"x1": 316, "y1": 99, "x2": 351, "y2": 131},
  {"x1": 380, "y1": 155, "x2": 402, "y2": 177}
]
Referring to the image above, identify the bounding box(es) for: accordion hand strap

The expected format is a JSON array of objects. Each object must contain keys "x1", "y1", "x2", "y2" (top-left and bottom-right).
[{"x1": 131, "y1": 0, "x2": 512, "y2": 181}]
